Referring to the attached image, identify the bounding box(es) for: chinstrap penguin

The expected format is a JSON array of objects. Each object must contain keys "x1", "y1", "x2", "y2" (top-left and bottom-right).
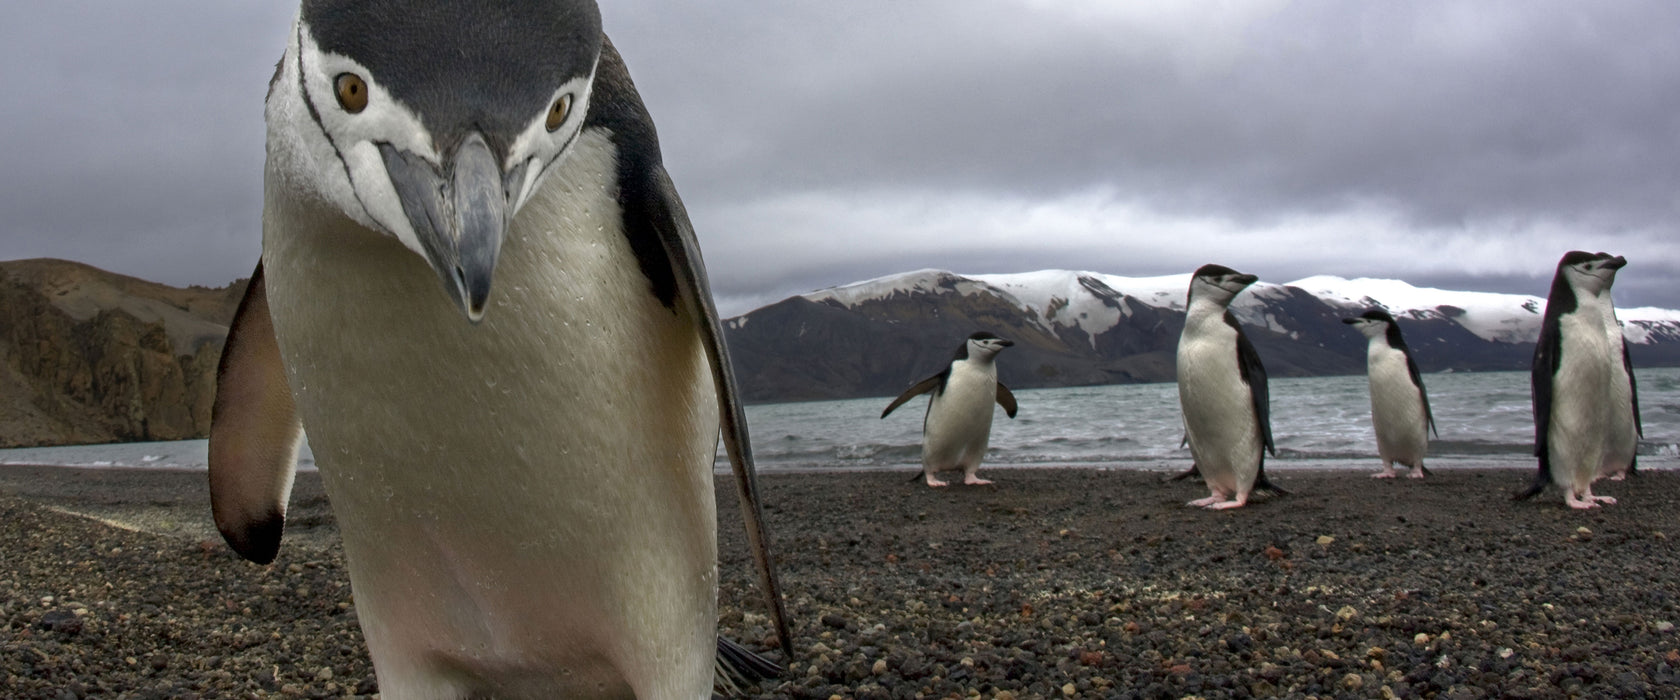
[
  {"x1": 1175, "y1": 264, "x2": 1287, "y2": 509},
  {"x1": 1515, "y1": 251, "x2": 1642, "y2": 508},
  {"x1": 208, "y1": 1, "x2": 791, "y2": 696},
  {"x1": 881, "y1": 332, "x2": 1019, "y2": 487},
  {"x1": 1343, "y1": 309, "x2": 1437, "y2": 479}
]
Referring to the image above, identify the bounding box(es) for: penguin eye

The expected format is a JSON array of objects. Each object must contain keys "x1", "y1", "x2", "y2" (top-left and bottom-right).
[
  {"x1": 546, "y1": 94, "x2": 572, "y2": 132},
  {"x1": 335, "y1": 73, "x2": 368, "y2": 113}
]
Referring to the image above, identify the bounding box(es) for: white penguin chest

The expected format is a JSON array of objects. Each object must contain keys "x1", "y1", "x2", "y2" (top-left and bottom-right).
[
  {"x1": 928, "y1": 360, "x2": 997, "y2": 431},
  {"x1": 1177, "y1": 313, "x2": 1247, "y2": 412},
  {"x1": 261, "y1": 130, "x2": 720, "y2": 685},
  {"x1": 1555, "y1": 305, "x2": 1614, "y2": 402},
  {"x1": 1366, "y1": 345, "x2": 1419, "y2": 415}
]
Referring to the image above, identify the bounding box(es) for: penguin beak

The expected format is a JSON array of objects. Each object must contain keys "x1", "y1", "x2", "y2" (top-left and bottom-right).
[
  {"x1": 998, "y1": 339, "x2": 1015, "y2": 347},
  {"x1": 1605, "y1": 256, "x2": 1628, "y2": 270},
  {"x1": 1341, "y1": 318, "x2": 1361, "y2": 325},
  {"x1": 1233, "y1": 273, "x2": 1259, "y2": 286},
  {"x1": 379, "y1": 133, "x2": 520, "y2": 323}
]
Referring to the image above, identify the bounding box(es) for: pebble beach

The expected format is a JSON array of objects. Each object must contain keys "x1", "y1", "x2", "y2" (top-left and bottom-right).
[{"x1": 3, "y1": 464, "x2": 1678, "y2": 699}]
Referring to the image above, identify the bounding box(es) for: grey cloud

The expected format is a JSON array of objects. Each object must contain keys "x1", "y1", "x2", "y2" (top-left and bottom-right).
[{"x1": 3, "y1": 1, "x2": 1676, "y2": 311}]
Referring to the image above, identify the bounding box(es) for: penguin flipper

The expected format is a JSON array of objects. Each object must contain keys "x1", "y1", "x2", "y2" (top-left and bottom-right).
[
  {"x1": 1624, "y1": 340, "x2": 1643, "y2": 439},
  {"x1": 1529, "y1": 312, "x2": 1562, "y2": 490},
  {"x1": 881, "y1": 374, "x2": 942, "y2": 418},
  {"x1": 636, "y1": 158, "x2": 793, "y2": 659},
  {"x1": 1405, "y1": 353, "x2": 1439, "y2": 439},
  {"x1": 208, "y1": 262, "x2": 303, "y2": 565},
  {"x1": 995, "y1": 382, "x2": 1019, "y2": 418},
  {"x1": 714, "y1": 636, "x2": 783, "y2": 696},
  {"x1": 1229, "y1": 314, "x2": 1276, "y2": 457}
]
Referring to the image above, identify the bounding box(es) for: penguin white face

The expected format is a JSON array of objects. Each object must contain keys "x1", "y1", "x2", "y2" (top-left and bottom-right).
[
  {"x1": 1558, "y1": 251, "x2": 1627, "y2": 298},
  {"x1": 965, "y1": 333, "x2": 1014, "y2": 360},
  {"x1": 267, "y1": 0, "x2": 604, "y2": 322},
  {"x1": 1188, "y1": 264, "x2": 1259, "y2": 307}
]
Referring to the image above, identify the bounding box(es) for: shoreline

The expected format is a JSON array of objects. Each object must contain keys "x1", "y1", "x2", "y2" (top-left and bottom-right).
[{"x1": 4, "y1": 466, "x2": 1679, "y2": 698}]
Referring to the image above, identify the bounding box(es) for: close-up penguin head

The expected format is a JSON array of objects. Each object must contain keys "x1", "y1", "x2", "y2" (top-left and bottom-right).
[
  {"x1": 1342, "y1": 308, "x2": 1413, "y2": 349},
  {"x1": 268, "y1": 0, "x2": 605, "y2": 322},
  {"x1": 1555, "y1": 250, "x2": 1627, "y2": 298},
  {"x1": 1188, "y1": 264, "x2": 1259, "y2": 305},
  {"x1": 963, "y1": 331, "x2": 1014, "y2": 360}
]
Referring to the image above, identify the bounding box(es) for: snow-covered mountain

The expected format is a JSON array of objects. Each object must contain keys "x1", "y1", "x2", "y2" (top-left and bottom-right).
[
  {"x1": 723, "y1": 269, "x2": 1680, "y2": 403},
  {"x1": 806, "y1": 268, "x2": 1680, "y2": 347}
]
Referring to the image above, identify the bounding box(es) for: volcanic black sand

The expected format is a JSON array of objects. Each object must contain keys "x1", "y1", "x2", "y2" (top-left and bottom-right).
[{"x1": 3, "y1": 464, "x2": 1678, "y2": 699}]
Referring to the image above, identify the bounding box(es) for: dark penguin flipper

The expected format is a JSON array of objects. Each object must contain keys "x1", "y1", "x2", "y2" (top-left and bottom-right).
[
  {"x1": 208, "y1": 262, "x2": 304, "y2": 565},
  {"x1": 1625, "y1": 340, "x2": 1642, "y2": 476},
  {"x1": 1525, "y1": 283, "x2": 1567, "y2": 499},
  {"x1": 996, "y1": 382, "x2": 1018, "y2": 418},
  {"x1": 1229, "y1": 312, "x2": 1276, "y2": 457},
  {"x1": 714, "y1": 636, "x2": 783, "y2": 697},
  {"x1": 882, "y1": 374, "x2": 943, "y2": 418},
  {"x1": 1626, "y1": 341, "x2": 1642, "y2": 438},
  {"x1": 601, "y1": 37, "x2": 790, "y2": 658},
  {"x1": 1405, "y1": 353, "x2": 1439, "y2": 439}
]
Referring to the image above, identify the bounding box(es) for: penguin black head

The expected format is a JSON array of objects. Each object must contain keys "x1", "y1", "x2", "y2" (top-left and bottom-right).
[
  {"x1": 271, "y1": 0, "x2": 605, "y2": 322},
  {"x1": 1188, "y1": 264, "x2": 1259, "y2": 307},
  {"x1": 1554, "y1": 250, "x2": 1627, "y2": 299},
  {"x1": 958, "y1": 331, "x2": 1014, "y2": 361}
]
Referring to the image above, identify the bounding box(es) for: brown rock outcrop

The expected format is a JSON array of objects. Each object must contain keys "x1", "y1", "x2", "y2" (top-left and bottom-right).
[{"x1": 0, "y1": 259, "x2": 246, "y2": 448}]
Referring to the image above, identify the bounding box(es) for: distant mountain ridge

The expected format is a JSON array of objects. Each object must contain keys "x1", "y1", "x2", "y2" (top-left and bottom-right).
[
  {"x1": 3, "y1": 260, "x2": 1677, "y2": 445},
  {"x1": 723, "y1": 269, "x2": 1680, "y2": 403}
]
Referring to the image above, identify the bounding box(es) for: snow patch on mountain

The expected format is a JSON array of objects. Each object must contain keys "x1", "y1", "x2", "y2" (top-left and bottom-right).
[
  {"x1": 798, "y1": 269, "x2": 1680, "y2": 347},
  {"x1": 1285, "y1": 275, "x2": 1546, "y2": 343}
]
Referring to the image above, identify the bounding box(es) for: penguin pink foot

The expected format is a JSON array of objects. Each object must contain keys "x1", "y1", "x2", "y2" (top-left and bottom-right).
[
  {"x1": 1187, "y1": 491, "x2": 1228, "y2": 507},
  {"x1": 1371, "y1": 469, "x2": 1398, "y2": 479},
  {"x1": 1563, "y1": 492, "x2": 1600, "y2": 509},
  {"x1": 1407, "y1": 467, "x2": 1427, "y2": 479},
  {"x1": 1206, "y1": 494, "x2": 1251, "y2": 510},
  {"x1": 925, "y1": 475, "x2": 949, "y2": 488},
  {"x1": 963, "y1": 476, "x2": 994, "y2": 486}
]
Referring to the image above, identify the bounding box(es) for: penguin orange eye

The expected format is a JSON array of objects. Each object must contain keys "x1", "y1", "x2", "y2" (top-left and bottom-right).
[
  {"x1": 546, "y1": 94, "x2": 572, "y2": 132},
  {"x1": 335, "y1": 73, "x2": 368, "y2": 113}
]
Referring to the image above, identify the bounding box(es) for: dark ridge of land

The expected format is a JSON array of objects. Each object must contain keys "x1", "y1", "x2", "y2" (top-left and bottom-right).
[{"x1": 3, "y1": 465, "x2": 1678, "y2": 699}]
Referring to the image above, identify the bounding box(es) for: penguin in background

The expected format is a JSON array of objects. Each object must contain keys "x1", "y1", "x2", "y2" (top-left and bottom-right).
[
  {"x1": 1176, "y1": 264, "x2": 1287, "y2": 509},
  {"x1": 1343, "y1": 309, "x2": 1437, "y2": 479},
  {"x1": 1516, "y1": 251, "x2": 1642, "y2": 508},
  {"x1": 882, "y1": 332, "x2": 1019, "y2": 487}
]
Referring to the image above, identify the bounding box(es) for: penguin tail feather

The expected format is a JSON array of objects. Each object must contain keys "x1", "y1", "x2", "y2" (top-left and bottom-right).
[
  {"x1": 1254, "y1": 476, "x2": 1289, "y2": 497},
  {"x1": 1511, "y1": 475, "x2": 1547, "y2": 502},
  {"x1": 907, "y1": 469, "x2": 925, "y2": 484},
  {"x1": 715, "y1": 636, "x2": 782, "y2": 697},
  {"x1": 1166, "y1": 465, "x2": 1200, "y2": 482}
]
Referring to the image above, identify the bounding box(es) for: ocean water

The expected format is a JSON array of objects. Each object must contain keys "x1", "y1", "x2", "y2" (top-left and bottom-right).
[{"x1": 3, "y1": 369, "x2": 1676, "y2": 473}]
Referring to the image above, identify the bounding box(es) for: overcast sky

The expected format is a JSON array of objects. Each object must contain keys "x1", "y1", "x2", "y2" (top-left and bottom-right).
[{"x1": 4, "y1": 1, "x2": 1677, "y2": 316}]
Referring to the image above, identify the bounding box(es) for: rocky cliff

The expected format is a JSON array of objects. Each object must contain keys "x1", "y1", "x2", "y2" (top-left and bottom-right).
[{"x1": 0, "y1": 259, "x2": 246, "y2": 448}]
